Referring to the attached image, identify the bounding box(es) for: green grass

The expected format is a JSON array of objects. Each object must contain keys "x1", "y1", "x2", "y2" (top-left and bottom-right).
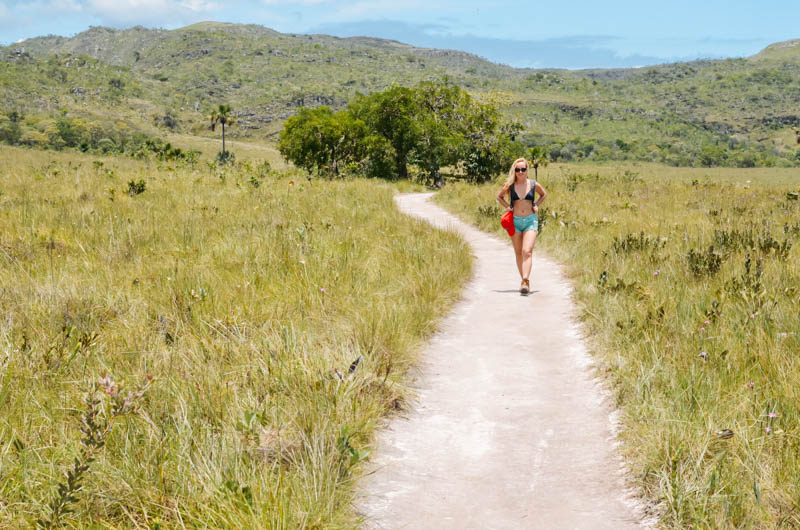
[
  {"x1": 0, "y1": 145, "x2": 471, "y2": 527},
  {"x1": 434, "y1": 165, "x2": 800, "y2": 527},
  {"x1": 541, "y1": 161, "x2": 800, "y2": 188}
]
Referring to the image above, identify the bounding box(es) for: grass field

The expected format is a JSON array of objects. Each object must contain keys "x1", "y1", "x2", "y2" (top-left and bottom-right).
[
  {"x1": 539, "y1": 161, "x2": 800, "y2": 188},
  {"x1": 0, "y1": 145, "x2": 470, "y2": 527},
  {"x1": 435, "y1": 165, "x2": 800, "y2": 527},
  {"x1": 163, "y1": 133, "x2": 288, "y2": 168}
]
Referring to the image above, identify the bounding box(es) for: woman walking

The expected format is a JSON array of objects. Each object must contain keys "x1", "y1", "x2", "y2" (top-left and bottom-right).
[{"x1": 496, "y1": 157, "x2": 547, "y2": 294}]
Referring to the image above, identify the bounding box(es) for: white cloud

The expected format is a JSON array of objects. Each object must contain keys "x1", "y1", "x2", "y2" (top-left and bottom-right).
[
  {"x1": 329, "y1": 0, "x2": 430, "y2": 22},
  {"x1": 87, "y1": 0, "x2": 170, "y2": 15},
  {"x1": 179, "y1": 0, "x2": 220, "y2": 10},
  {"x1": 15, "y1": 0, "x2": 83, "y2": 12},
  {"x1": 82, "y1": 0, "x2": 218, "y2": 25},
  {"x1": 48, "y1": 0, "x2": 82, "y2": 10},
  {"x1": 0, "y1": 2, "x2": 17, "y2": 29},
  {"x1": 261, "y1": 0, "x2": 327, "y2": 4}
]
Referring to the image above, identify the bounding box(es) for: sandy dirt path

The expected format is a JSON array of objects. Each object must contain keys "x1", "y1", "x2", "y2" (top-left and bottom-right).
[{"x1": 357, "y1": 193, "x2": 646, "y2": 529}]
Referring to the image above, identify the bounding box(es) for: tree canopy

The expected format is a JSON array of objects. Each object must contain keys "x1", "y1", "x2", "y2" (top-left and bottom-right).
[
  {"x1": 278, "y1": 80, "x2": 521, "y2": 181},
  {"x1": 278, "y1": 106, "x2": 370, "y2": 176}
]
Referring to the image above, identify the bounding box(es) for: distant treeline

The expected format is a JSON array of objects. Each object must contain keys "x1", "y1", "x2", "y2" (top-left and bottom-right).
[
  {"x1": 531, "y1": 135, "x2": 800, "y2": 168},
  {"x1": 0, "y1": 111, "x2": 199, "y2": 162}
]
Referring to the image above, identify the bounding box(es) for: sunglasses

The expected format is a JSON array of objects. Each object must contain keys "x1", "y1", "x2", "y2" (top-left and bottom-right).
[{"x1": 514, "y1": 167, "x2": 528, "y2": 173}]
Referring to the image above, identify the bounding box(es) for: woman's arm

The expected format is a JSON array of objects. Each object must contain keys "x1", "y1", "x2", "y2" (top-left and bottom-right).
[
  {"x1": 533, "y1": 182, "x2": 547, "y2": 213},
  {"x1": 497, "y1": 187, "x2": 512, "y2": 211}
]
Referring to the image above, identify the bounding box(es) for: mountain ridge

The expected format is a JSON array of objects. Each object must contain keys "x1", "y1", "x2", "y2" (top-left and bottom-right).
[
  {"x1": 2, "y1": 23, "x2": 799, "y2": 167},
  {"x1": 14, "y1": 23, "x2": 798, "y2": 71}
]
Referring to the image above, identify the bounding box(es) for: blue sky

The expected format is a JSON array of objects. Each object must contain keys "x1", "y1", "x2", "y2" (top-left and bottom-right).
[{"x1": 1, "y1": 0, "x2": 798, "y2": 68}]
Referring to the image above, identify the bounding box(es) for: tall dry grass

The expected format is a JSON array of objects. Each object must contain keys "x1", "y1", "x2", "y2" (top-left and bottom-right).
[
  {"x1": 0, "y1": 146, "x2": 471, "y2": 527},
  {"x1": 435, "y1": 165, "x2": 800, "y2": 527}
]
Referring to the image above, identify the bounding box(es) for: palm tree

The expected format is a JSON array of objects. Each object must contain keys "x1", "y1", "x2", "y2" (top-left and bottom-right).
[
  {"x1": 209, "y1": 104, "x2": 236, "y2": 155},
  {"x1": 528, "y1": 146, "x2": 549, "y2": 180}
]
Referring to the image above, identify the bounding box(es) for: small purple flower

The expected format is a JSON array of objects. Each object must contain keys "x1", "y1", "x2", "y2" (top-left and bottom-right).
[
  {"x1": 769, "y1": 412, "x2": 777, "y2": 418},
  {"x1": 750, "y1": 313, "x2": 755, "y2": 319},
  {"x1": 747, "y1": 381, "x2": 755, "y2": 389},
  {"x1": 700, "y1": 327, "x2": 705, "y2": 332},
  {"x1": 99, "y1": 375, "x2": 119, "y2": 397},
  {"x1": 765, "y1": 426, "x2": 772, "y2": 434},
  {"x1": 653, "y1": 270, "x2": 660, "y2": 276},
  {"x1": 320, "y1": 287, "x2": 326, "y2": 293},
  {"x1": 704, "y1": 320, "x2": 710, "y2": 325}
]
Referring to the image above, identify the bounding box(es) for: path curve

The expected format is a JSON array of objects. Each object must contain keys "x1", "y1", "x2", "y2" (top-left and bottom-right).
[{"x1": 357, "y1": 193, "x2": 646, "y2": 529}]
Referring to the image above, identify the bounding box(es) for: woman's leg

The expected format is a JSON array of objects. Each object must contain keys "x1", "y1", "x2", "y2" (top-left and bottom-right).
[
  {"x1": 521, "y1": 230, "x2": 538, "y2": 280},
  {"x1": 511, "y1": 232, "x2": 523, "y2": 277}
]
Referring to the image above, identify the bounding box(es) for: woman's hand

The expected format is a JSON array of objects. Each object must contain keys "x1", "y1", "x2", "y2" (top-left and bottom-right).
[{"x1": 532, "y1": 205, "x2": 539, "y2": 214}]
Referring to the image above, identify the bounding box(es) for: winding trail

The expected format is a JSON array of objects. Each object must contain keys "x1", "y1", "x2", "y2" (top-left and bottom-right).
[{"x1": 357, "y1": 193, "x2": 646, "y2": 529}]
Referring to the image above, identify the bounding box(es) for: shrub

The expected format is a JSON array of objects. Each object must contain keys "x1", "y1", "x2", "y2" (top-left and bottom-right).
[
  {"x1": 215, "y1": 150, "x2": 236, "y2": 165},
  {"x1": 686, "y1": 245, "x2": 723, "y2": 277},
  {"x1": 96, "y1": 138, "x2": 116, "y2": 153},
  {"x1": 126, "y1": 179, "x2": 146, "y2": 196},
  {"x1": 0, "y1": 116, "x2": 22, "y2": 144},
  {"x1": 21, "y1": 130, "x2": 49, "y2": 148},
  {"x1": 609, "y1": 231, "x2": 665, "y2": 254},
  {"x1": 698, "y1": 144, "x2": 727, "y2": 167}
]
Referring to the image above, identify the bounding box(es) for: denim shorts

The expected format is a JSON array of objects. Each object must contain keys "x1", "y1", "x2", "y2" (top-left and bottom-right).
[{"x1": 513, "y1": 213, "x2": 538, "y2": 233}]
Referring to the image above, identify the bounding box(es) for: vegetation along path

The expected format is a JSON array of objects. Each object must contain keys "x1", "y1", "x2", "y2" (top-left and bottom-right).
[{"x1": 358, "y1": 193, "x2": 646, "y2": 529}]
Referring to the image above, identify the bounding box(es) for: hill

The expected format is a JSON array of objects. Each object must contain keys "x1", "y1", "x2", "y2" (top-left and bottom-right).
[
  {"x1": 749, "y1": 38, "x2": 800, "y2": 62},
  {"x1": 2, "y1": 23, "x2": 799, "y2": 167}
]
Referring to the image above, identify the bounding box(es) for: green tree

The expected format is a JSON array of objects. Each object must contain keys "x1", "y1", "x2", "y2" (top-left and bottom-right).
[
  {"x1": 278, "y1": 106, "x2": 369, "y2": 177},
  {"x1": 55, "y1": 117, "x2": 89, "y2": 150},
  {"x1": 0, "y1": 114, "x2": 22, "y2": 145},
  {"x1": 412, "y1": 112, "x2": 460, "y2": 184},
  {"x1": 280, "y1": 80, "x2": 515, "y2": 181},
  {"x1": 209, "y1": 104, "x2": 236, "y2": 157},
  {"x1": 360, "y1": 134, "x2": 397, "y2": 179},
  {"x1": 410, "y1": 80, "x2": 476, "y2": 183},
  {"x1": 462, "y1": 109, "x2": 521, "y2": 182},
  {"x1": 413, "y1": 79, "x2": 517, "y2": 184},
  {"x1": 527, "y1": 146, "x2": 550, "y2": 180},
  {"x1": 349, "y1": 86, "x2": 420, "y2": 179}
]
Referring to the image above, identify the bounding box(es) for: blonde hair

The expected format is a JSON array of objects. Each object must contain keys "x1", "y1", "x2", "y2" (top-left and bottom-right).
[{"x1": 501, "y1": 157, "x2": 528, "y2": 197}]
